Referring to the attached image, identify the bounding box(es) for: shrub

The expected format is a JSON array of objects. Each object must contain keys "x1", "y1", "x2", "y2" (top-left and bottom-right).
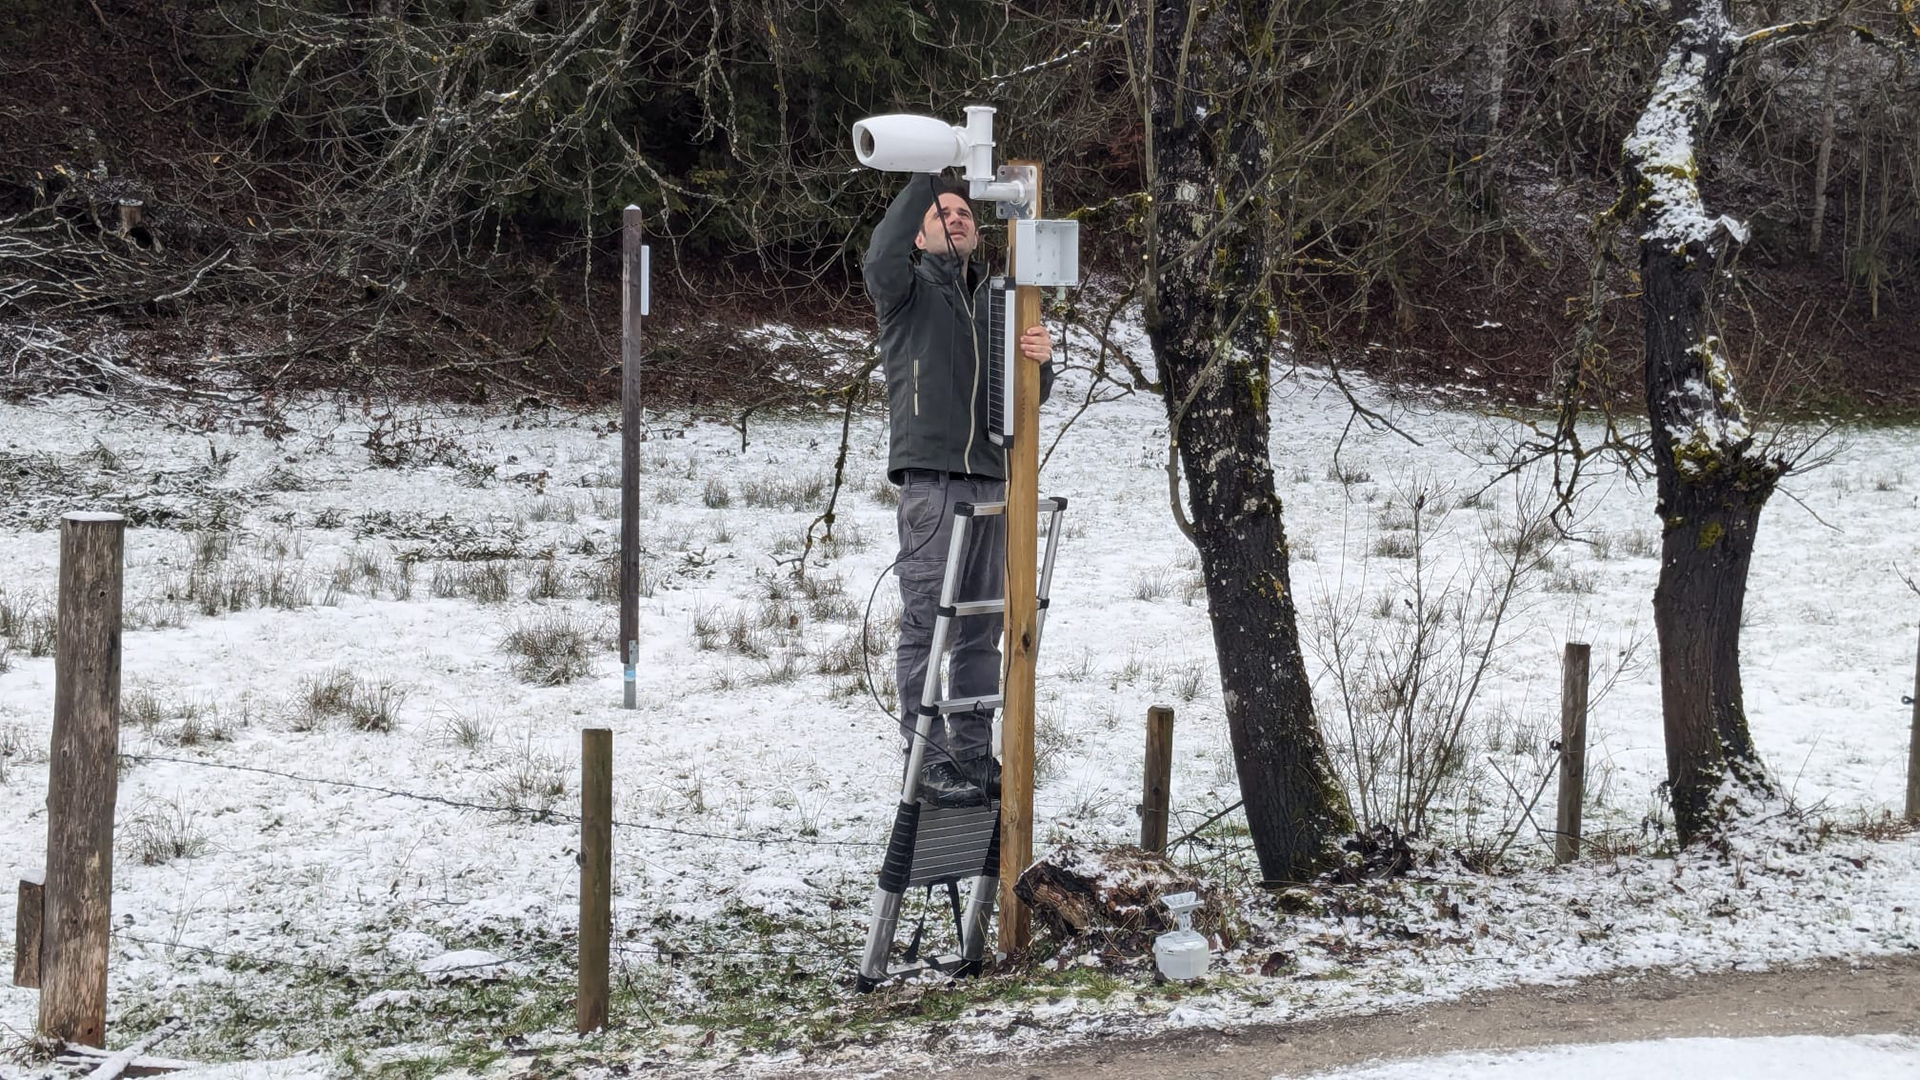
[
  {"x1": 124, "y1": 798, "x2": 210, "y2": 866},
  {"x1": 501, "y1": 612, "x2": 594, "y2": 685}
]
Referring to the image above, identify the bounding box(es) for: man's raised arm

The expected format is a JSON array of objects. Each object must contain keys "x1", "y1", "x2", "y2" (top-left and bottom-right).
[{"x1": 863, "y1": 174, "x2": 935, "y2": 317}]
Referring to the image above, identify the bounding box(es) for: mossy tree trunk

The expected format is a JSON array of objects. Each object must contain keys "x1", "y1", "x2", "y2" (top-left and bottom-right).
[
  {"x1": 1128, "y1": 0, "x2": 1353, "y2": 883},
  {"x1": 1628, "y1": 0, "x2": 1786, "y2": 842},
  {"x1": 1643, "y1": 248, "x2": 1780, "y2": 840}
]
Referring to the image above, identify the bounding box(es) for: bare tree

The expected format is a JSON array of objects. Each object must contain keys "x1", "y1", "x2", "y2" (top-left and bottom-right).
[
  {"x1": 1123, "y1": 0, "x2": 1354, "y2": 883},
  {"x1": 1622, "y1": 0, "x2": 1851, "y2": 842}
]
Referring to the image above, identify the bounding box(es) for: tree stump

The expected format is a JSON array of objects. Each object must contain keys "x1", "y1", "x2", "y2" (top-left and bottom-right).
[{"x1": 1013, "y1": 844, "x2": 1220, "y2": 951}]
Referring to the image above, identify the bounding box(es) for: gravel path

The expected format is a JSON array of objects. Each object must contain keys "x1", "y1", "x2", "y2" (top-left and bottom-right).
[{"x1": 948, "y1": 953, "x2": 1920, "y2": 1079}]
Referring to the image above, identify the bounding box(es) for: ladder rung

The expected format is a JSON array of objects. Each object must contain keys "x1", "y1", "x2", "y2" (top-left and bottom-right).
[
  {"x1": 885, "y1": 954, "x2": 967, "y2": 979},
  {"x1": 951, "y1": 497, "x2": 1067, "y2": 518},
  {"x1": 935, "y1": 694, "x2": 1002, "y2": 715},
  {"x1": 942, "y1": 599, "x2": 1003, "y2": 618}
]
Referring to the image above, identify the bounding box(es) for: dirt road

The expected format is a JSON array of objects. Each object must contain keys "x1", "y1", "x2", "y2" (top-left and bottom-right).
[{"x1": 951, "y1": 953, "x2": 1920, "y2": 1079}]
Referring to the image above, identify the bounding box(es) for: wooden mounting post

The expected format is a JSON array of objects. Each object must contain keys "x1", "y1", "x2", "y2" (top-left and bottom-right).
[
  {"x1": 1140, "y1": 706, "x2": 1174, "y2": 852},
  {"x1": 41, "y1": 512, "x2": 125, "y2": 1047},
  {"x1": 578, "y1": 725, "x2": 612, "y2": 1034},
  {"x1": 15, "y1": 872, "x2": 43, "y2": 988},
  {"x1": 1906, "y1": 625, "x2": 1919, "y2": 822},
  {"x1": 1556, "y1": 642, "x2": 1591, "y2": 865},
  {"x1": 999, "y1": 161, "x2": 1043, "y2": 956},
  {"x1": 618, "y1": 205, "x2": 644, "y2": 706}
]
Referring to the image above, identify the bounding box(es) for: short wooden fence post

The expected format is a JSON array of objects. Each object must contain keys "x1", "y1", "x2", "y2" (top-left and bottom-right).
[
  {"x1": 40, "y1": 512, "x2": 125, "y2": 1047},
  {"x1": 1555, "y1": 642, "x2": 1591, "y2": 865},
  {"x1": 14, "y1": 872, "x2": 44, "y2": 988},
  {"x1": 578, "y1": 726, "x2": 612, "y2": 1034},
  {"x1": 1140, "y1": 705, "x2": 1174, "y2": 852}
]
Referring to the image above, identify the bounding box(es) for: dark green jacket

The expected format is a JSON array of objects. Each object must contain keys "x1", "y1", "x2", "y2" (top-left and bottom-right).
[{"x1": 864, "y1": 174, "x2": 1053, "y2": 483}]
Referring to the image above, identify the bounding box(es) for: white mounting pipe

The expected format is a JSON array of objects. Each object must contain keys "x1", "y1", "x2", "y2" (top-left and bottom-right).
[
  {"x1": 960, "y1": 106, "x2": 1032, "y2": 205},
  {"x1": 961, "y1": 105, "x2": 997, "y2": 181}
]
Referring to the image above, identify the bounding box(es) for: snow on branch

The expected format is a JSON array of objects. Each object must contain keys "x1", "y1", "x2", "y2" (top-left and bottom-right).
[
  {"x1": 1622, "y1": 14, "x2": 1744, "y2": 251},
  {"x1": 1626, "y1": 6, "x2": 1759, "y2": 469},
  {"x1": 1737, "y1": 15, "x2": 1848, "y2": 54},
  {"x1": 988, "y1": 28, "x2": 1117, "y2": 89}
]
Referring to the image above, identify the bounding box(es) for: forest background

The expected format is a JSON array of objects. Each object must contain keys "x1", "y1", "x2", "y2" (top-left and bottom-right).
[{"x1": 4, "y1": 0, "x2": 1918, "y2": 416}]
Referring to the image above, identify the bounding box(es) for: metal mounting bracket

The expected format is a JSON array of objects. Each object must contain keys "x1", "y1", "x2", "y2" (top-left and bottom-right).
[{"x1": 988, "y1": 165, "x2": 1039, "y2": 220}]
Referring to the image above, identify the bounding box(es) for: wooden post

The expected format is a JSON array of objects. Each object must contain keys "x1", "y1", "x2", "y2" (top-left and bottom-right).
[
  {"x1": 999, "y1": 162, "x2": 1043, "y2": 956},
  {"x1": 1556, "y1": 642, "x2": 1591, "y2": 865},
  {"x1": 578, "y1": 725, "x2": 612, "y2": 1035},
  {"x1": 618, "y1": 205, "x2": 644, "y2": 706},
  {"x1": 1906, "y1": 624, "x2": 1919, "y2": 822},
  {"x1": 14, "y1": 872, "x2": 43, "y2": 988},
  {"x1": 1140, "y1": 705, "x2": 1174, "y2": 852},
  {"x1": 40, "y1": 512, "x2": 125, "y2": 1047}
]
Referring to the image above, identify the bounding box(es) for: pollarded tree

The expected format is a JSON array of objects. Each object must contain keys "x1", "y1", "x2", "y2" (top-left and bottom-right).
[
  {"x1": 1621, "y1": 0, "x2": 1850, "y2": 841},
  {"x1": 1122, "y1": 0, "x2": 1355, "y2": 883}
]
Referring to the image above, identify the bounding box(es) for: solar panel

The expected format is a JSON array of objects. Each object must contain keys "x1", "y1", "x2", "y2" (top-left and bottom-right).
[{"x1": 987, "y1": 276, "x2": 1017, "y2": 448}]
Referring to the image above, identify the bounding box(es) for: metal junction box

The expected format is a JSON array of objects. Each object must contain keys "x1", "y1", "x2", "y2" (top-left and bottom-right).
[{"x1": 1013, "y1": 218, "x2": 1080, "y2": 287}]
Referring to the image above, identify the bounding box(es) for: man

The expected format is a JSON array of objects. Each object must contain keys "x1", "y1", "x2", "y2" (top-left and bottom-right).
[{"x1": 864, "y1": 173, "x2": 1054, "y2": 807}]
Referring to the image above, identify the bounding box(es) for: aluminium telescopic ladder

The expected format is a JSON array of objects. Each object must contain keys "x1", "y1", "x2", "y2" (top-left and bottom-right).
[{"x1": 855, "y1": 495, "x2": 1068, "y2": 992}]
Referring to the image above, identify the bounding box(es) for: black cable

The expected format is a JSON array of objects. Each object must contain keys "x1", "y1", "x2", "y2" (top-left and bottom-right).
[{"x1": 857, "y1": 172, "x2": 1000, "y2": 780}]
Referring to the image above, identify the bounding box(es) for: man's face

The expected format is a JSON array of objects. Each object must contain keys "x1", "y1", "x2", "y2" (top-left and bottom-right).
[{"x1": 915, "y1": 193, "x2": 978, "y2": 258}]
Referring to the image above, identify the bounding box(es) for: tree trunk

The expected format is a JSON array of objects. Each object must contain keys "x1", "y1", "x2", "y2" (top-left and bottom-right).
[
  {"x1": 1645, "y1": 249, "x2": 1776, "y2": 839},
  {"x1": 1130, "y1": 0, "x2": 1353, "y2": 883},
  {"x1": 1458, "y1": 0, "x2": 1515, "y2": 211},
  {"x1": 1629, "y1": 0, "x2": 1783, "y2": 844},
  {"x1": 1808, "y1": 31, "x2": 1840, "y2": 256}
]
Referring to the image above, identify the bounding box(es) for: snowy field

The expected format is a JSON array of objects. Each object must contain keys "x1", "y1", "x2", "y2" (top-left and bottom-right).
[{"x1": 0, "y1": 317, "x2": 1917, "y2": 1075}]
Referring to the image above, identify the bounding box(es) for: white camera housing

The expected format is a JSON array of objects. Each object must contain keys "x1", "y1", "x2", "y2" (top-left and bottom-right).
[
  {"x1": 851, "y1": 114, "x2": 968, "y2": 174},
  {"x1": 851, "y1": 106, "x2": 1033, "y2": 212}
]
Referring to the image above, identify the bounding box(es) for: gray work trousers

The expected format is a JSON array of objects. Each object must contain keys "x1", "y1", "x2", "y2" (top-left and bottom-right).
[{"x1": 895, "y1": 470, "x2": 1006, "y2": 763}]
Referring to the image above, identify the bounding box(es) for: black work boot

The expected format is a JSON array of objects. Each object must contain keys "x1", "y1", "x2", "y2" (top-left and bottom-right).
[
  {"x1": 920, "y1": 760, "x2": 988, "y2": 808},
  {"x1": 961, "y1": 755, "x2": 1002, "y2": 800}
]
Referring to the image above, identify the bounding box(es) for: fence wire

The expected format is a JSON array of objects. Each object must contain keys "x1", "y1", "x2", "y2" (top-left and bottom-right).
[
  {"x1": 110, "y1": 926, "x2": 853, "y2": 986},
  {"x1": 121, "y1": 751, "x2": 882, "y2": 850},
  {"x1": 96, "y1": 751, "x2": 883, "y2": 992}
]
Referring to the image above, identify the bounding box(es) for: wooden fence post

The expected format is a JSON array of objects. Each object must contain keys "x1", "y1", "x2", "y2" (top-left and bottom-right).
[
  {"x1": 1906, "y1": 624, "x2": 1919, "y2": 822},
  {"x1": 1140, "y1": 706, "x2": 1174, "y2": 852},
  {"x1": 14, "y1": 872, "x2": 43, "y2": 988},
  {"x1": 578, "y1": 725, "x2": 612, "y2": 1034},
  {"x1": 40, "y1": 512, "x2": 125, "y2": 1047},
  {"x1": 1556, "y1": 642, "x2": 1591, "y2": 865}
]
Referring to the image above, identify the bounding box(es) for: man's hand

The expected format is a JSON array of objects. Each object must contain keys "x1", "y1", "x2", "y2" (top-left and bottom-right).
[{"x1": 1018, "y1": 324, "x2": 1053, "y2": 364}]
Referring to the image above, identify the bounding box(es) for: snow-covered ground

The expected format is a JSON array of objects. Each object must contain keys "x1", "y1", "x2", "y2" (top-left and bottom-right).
[{"x1": 0, "y1": 316, "x2": 1916, "y2": 1074}]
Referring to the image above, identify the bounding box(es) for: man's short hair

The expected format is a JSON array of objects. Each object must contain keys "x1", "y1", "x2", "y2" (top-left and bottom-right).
[{"x1": 932, "y1": 176, "x2": 971, "y2": 205}]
